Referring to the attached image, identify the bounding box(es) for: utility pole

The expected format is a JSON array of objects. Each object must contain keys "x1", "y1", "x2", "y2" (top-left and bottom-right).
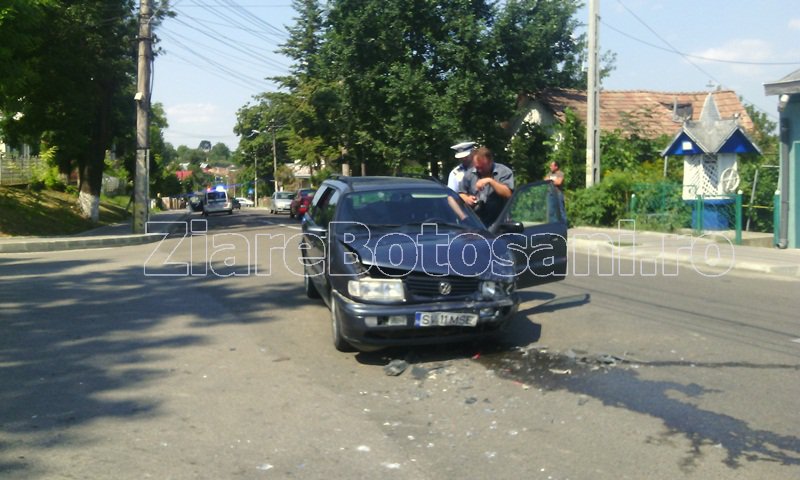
[
  {"x1": 585, "y1": 0, "x2": 601, "y2": 187},
  {"x1": 133, "y1": 0, "x2": 152, "y2": 233},
  {"x1": 270, "y1": 119, "x2": 278, "y2": 192},
  {"x1": 254, "y1": 152, "x2": 258, "y2": 207}
]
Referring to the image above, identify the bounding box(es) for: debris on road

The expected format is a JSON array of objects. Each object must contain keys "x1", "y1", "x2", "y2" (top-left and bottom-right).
[
  {"x1": 410, "y1": 366, "x2": 429, "y2": 380},
  {"x1": 383, "y1": 359, "x2": 409, "y2": 376}
]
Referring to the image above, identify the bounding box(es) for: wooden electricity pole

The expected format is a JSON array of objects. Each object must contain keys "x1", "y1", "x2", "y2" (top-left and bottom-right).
[{"x1": 133, "y1": 0, "x2": 152, "y2": 233}]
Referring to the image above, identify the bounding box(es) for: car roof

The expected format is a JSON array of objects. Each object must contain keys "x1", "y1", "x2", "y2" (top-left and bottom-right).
[{"x1": 323, "y1": 176, "x2": 444, "y2": 193}]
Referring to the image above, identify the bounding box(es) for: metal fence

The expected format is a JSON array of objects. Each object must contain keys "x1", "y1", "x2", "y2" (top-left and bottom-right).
[
  {"x1": 628, "y1": 182, "x2": 692, "y2": 232},
  {"x1": 629, "y1": 182, "x2": 753, "y2": 243},
  {"x1": 0, "y1": 155, "x2": 43, "y2": 186}
]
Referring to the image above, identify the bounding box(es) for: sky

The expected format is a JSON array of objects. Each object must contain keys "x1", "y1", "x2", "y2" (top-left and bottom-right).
[{"x1": 153, "y1": 0, "x2": 800, "y2": 152}]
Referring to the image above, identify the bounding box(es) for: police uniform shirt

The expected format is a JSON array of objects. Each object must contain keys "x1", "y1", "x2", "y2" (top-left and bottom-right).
[
  {"x1": 447, "y1": 163, "x2": 468, "y2": 192},
  {"x1": 459, "y1": 162, "x2": 515, "y2": 226}
]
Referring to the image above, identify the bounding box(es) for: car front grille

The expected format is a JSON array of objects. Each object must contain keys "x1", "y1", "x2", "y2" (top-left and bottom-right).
[
  {"x1": 404, "y1": 273, "x2": 479, "y2": 298},
  {"x1": 368, "y1": 267, "x2": 480, "y2": 299}
]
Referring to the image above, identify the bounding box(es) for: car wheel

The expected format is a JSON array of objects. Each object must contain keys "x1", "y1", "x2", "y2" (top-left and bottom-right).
[
  {"x1": 228, "y1": 210, "x2": 233, "y2": 215},
  {"x1": 330, "y1": 293, "x2": 355, "y2": 352},
  {"x1": 304, "y1": 269, "x2": 321, "y2": 299}
]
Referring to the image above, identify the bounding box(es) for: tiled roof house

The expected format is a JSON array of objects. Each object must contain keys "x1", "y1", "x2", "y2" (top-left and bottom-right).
[{"x1": 517, "y1": 88, "x2": 755, "y2": 138}]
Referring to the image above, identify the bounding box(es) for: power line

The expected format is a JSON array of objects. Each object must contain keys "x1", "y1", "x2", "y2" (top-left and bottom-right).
[
  {"x1": 180, "y1": 0, "x2": 287, "y2": 43},
  {"x1": 169, "y1": 12, "x2": 290, "y2": 70},
  {"x1": 218, "y1": 0, "x2": 289, "y2": 39},
  {"x1": 164, "y1": 35, "x2": 274, "y2": 87},
  {"x1": 160, "y1": 29, "x2": 285, "y2": 73},
  {"x1": 614, "y1": 0, "x2": 779, "y2": 120},
  {"x1": 602, "y1": 21, "x2": 800, "y2": 66}
]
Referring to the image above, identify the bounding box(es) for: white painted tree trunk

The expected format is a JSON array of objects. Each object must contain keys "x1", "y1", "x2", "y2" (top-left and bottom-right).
[{"x1": 78, "y1": 190, "x2": 100, "y2": 223}]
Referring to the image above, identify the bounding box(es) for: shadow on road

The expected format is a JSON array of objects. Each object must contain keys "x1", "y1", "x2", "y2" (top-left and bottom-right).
[{"x1": 0, "y1": 251, "x2": 306, "y2": 476}]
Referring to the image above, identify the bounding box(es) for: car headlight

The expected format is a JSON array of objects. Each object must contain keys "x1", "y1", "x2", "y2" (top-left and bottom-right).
[
  {"x1": 480, "y1": 281, "x2": 511, "y2": 299},
  {"x1": 480, "y1": 281, "x2": 497, "y2": 297},
  {"x1": 348, "y1": 279, "x2": 405, "y2": 303}
]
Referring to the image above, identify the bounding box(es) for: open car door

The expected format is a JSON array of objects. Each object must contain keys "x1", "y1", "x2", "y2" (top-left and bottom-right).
[{"x1": 488, "y1": 181, "x2": 567, "y2": 289}]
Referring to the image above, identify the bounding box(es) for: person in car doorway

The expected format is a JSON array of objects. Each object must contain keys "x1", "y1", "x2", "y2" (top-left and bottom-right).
[
  {"x1": 459, "y1": 147, "x2": 514, "y2": 226},
  {"x1": 447, "y1": 141, "x2": 476, "y2": 192}
]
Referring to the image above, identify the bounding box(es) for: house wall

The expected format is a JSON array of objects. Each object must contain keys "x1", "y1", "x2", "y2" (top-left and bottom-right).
[{"x1": 781, "y1": 96, "x2": 800, "y2": 248}]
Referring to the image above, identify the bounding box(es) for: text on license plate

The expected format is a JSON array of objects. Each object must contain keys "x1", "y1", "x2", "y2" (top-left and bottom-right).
[{"x1": 414, "y1": 311, "x2": 478, "y2": 327}]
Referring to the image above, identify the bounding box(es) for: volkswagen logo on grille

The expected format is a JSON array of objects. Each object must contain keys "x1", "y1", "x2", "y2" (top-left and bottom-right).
[{"x1": 438, "y1": 281, "x2": 452, "y2": 295}]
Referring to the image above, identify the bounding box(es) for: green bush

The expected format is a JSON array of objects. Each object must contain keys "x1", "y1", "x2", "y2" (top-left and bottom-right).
[{"x1": 566, "y1": 170, "x2": 633, "y2": 227}]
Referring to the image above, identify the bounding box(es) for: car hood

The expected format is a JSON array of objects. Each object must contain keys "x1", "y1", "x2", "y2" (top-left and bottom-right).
[{"x1": 337, "y1": 230, "x2": 514, "y2": 281}]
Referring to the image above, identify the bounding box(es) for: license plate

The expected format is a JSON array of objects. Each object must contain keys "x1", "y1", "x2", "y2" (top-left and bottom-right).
[{"x1": 414, "y1": 311, "x2": 478, "y2": 327}]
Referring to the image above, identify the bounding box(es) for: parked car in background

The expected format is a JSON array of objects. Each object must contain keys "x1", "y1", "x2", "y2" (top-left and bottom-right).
[
  {"x1": 187, "y1": 195, "x2": 204, "y2": 213},
  {"x1": 290, "y1": 188, "x2": 316, "y2": 219},
  {"x1": 270, "y1": 191, "x2": 294, "y2": 214},
  {"x1": 235, "y1": 197, "x2": 255, "y2": 208},
  {"x1": 301, "y1": 176, "x2": 568, "y2": 352}
]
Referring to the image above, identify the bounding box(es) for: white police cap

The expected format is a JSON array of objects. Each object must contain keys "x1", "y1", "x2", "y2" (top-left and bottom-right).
[{"x1": 451, "y1": 141, "x2": 476, "y2": 159}]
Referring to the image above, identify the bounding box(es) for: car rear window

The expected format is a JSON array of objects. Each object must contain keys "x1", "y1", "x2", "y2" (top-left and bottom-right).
[{"x1": 207, "y1": 191, "x2": 226, "y2": 201}]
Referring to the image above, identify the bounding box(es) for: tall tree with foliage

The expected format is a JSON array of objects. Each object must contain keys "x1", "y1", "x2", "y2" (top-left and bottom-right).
[
  {"x1": 0, "y1": 1, "x2": 146, "y2": 221},
  {"x1": 260, "y1": 0, "x2": 585, "y2": 178}
]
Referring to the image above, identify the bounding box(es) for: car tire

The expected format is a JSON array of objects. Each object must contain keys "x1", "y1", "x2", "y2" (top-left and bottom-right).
[
  {"x1": 330, "y1": 293, "x2": 355, "y2": 352},
  {"x1": 304, "y1": 270, "x2": 321, "y2": 299}
]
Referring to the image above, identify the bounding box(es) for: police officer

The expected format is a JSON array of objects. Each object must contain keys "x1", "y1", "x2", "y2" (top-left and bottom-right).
[
  {"x1": 447, "y1": 141, "x2": 476, "y2": 192},
  {"x1": 459, "y1": 147, "x2": 514, "y2": 226}
]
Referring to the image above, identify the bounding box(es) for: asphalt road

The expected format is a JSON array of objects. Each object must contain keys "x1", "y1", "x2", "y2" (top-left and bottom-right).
[{"x1": 1, "y1": 208, "x2": 798, "y2": 479}]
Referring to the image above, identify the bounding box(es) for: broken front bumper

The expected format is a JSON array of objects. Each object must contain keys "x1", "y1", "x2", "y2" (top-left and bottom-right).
[{"x1": 332, "y1": 291, "x2": 520, "y2": 349}]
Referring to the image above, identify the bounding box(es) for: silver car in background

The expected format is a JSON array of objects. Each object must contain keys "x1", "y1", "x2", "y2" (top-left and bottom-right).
[{"x1": 270, "y1": 191, "x2": 294, "y2": 214}]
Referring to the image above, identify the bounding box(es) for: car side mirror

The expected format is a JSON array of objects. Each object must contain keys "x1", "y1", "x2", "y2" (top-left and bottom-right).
[
  {"x1": 306, "y1": 223, "x2": 327, "y2": 238},
  {"x1": 497, "y1": 221, "x2": 524, "y2": 234}
]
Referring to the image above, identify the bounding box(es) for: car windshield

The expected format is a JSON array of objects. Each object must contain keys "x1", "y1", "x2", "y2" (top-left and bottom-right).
[
  {"x1": 336, "y1": 188, "x2": 484, "y2": 230},
  {"x1": 275, "y1": 192, "x2": 293, "y2": 199}
]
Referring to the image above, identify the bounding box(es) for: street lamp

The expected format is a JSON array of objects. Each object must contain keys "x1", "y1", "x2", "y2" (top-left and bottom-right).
[
  {"x1": 248, "y1": 129, "x2": 264, "y2": 207},
  {"x1": 250, "y1": 122, "x2": 280, "y2": 196}
]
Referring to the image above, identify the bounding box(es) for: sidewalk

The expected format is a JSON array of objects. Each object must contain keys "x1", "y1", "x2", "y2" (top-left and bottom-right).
[
  {"x1": 569, "y1": 226, "x2": 800, "y2": 279},
  {"x1": 0, "y1": 210, "x2": 191, "y2": 254}
]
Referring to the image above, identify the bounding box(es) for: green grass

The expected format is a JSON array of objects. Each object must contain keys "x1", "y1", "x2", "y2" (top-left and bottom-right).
[{"x1": 0, "y1": 186, "x2": 130, "y2": 237}]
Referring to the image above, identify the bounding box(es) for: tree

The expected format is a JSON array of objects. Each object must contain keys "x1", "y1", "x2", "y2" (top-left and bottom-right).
[
  {"x1": 546, "y1": 108, "x2": 586, "y2": 191},
  {"x1": 208, "y1": 142, "x2": 231, "y2": 164},
  {"x1": 253, "y1": 0, "x2": 585, "y2": 180},
  {"x1": 0, "y1": 1, "x2": 145, "y2": 221},
  {"x1": 739, "y1": 103, "x2": 780, "y2": 232}
]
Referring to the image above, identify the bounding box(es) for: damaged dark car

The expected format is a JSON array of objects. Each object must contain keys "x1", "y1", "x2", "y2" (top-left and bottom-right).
[{"x1": 300, "y1": 176, "x2": 567, "y2": 352}]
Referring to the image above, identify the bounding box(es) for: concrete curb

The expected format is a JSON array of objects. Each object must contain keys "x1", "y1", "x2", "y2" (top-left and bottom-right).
[
  {"x1": 569, "y1": 238, "x2": 800, "y2": 279},
  {"x1": 0, "y1": 213, "x2": 191, "y2": 254}
]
